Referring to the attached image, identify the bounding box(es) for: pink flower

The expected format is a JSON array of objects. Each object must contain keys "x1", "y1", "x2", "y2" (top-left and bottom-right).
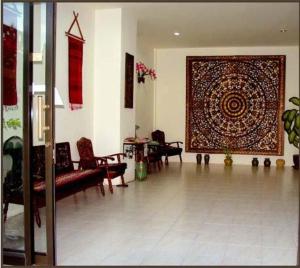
[{"x1": 136, "y1": 61, "x2": 157, "y2": 82}]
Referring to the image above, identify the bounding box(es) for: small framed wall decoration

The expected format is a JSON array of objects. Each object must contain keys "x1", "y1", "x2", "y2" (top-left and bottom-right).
[{"x1": 125, "y1": 53, "x2": 134, "y2": 108}]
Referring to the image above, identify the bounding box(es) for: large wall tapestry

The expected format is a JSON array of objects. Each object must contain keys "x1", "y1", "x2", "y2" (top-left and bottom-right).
[{"x1": 186, "y1": 55, "x2": 285, "y2": 155}]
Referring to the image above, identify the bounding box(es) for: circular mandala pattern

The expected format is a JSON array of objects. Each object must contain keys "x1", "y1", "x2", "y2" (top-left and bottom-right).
[{"x1": 187, "y1": 56, "x2": 284, "y2": 154}]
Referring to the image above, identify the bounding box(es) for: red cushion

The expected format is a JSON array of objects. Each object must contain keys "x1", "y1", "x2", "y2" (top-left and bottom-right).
[{"x1": 34, "y1": 169, "x2": 102, "y2": 192}]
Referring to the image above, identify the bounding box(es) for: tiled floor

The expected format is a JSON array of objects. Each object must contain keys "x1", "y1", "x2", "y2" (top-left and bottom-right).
[{"x1": 45, "y1": 163, "x2": 297, "y2": 265}]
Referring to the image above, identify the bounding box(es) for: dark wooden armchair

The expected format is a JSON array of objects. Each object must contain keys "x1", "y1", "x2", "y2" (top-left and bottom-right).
[
  {"x1": 151, "y1": 130, "x2": 183, "y2": 164},
  {"x1": 147, "y1": 144, "x2": 162, "y2": 172},
  {"x1": 76, "y1": 137, "x2": 127, "y2": 194}
]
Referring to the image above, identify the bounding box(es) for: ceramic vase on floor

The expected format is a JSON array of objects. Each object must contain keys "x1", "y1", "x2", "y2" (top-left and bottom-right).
[
  {"x1": 276, "y1": 159, "x2": 285, "y2": 168},
  {"x1": 252, "y1": 157, "x2": 259, "y2": 167},
  {"x1": 196, "y1": 154, "x2": 202, "y2": 164},
  {"x1": 135, "y1": 161, "x2": 147, "y2": 180},
  {"x1": 264, "y1": 158, "x2": 271, "y2": 167},
  {"x1": 204, "y1": 154, "x2": 210, "y2": 165},
  {"x1": 224, "y1": 158, "x2": 233, "y2": 166}
]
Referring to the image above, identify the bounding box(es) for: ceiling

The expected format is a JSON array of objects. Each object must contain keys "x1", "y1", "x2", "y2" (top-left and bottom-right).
[{"x1": 61, "y1": 2, "x2": 299, "y2": 48}]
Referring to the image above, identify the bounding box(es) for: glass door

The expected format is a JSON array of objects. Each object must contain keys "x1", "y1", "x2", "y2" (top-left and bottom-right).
[{"x1": 2, "y1": 2, "x2": 56, "y2": 266}]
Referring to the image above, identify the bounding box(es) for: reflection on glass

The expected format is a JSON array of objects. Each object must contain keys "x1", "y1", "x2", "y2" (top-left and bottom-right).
[
  {"x1": 2, "y1": 3, "x2": 25, "y2": 251},
  {"x1": 33, "y1": 3, "x2": 47, "y2": 253}
]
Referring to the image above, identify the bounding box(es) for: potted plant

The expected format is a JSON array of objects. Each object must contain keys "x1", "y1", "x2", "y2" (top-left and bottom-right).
[
  {"x1": 136, "y1": 62, "x2": 157, "y2": 83},
  {"x1": 282, "y1": 97, "x2": 300, "y2": 169},
  {"x1": 223, "y1": 146, "x2": 233, "y2": 166}
]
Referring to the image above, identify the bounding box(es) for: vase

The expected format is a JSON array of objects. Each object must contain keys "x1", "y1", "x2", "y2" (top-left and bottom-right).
[
  {"x1": 196, "y1": 154, "x2": 202, "y2": 164},
  {"x1": 276, "y1": 159, "x2": 285, "y2": 168},
  {"x1": 224, "y1": 158, "x2": 233, "y2": 166},
  {"x1": 138, "y1": 76, "x2": 145, "y2": 83},
  {"x1": 135, "y1": 161, "x2": 147, "y2": 181},
  {"x1": 204, "y1": 154, "x2": 210, "y2": 165},
  {"x1": 293, "y1": 154, "x2": 299, "y2": 170},
  {"x1": 264, "y1": 158, "x2": 271, "y2": 167},
  {"x1": 252, "y1": 157, "x2": 259, "y2": 167}
]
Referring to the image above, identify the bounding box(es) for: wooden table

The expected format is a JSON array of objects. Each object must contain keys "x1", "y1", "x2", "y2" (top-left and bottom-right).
[{"x1": 123, "y1": 138, "x2": 150, "y2": 162}]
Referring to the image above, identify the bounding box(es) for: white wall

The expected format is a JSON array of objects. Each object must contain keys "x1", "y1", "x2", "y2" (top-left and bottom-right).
[
  {"x1": 154, "y1": 46, "x2": 299, "y2": 166},
  {"x1": 93, "y1": 8, "x2": 138, "y2": 183},
  {"x1": 135, "y1": 39, "x2": 155, "y2": 139},
  {"x1": 56, "y1": 3, "x2": 95, "y2": 160},
  {"x1": 93, "y1": 8, "x2": 122, "y2": 157},
  {"x1": 120, "y1": 8, "x2": 138, "y2": 181}
]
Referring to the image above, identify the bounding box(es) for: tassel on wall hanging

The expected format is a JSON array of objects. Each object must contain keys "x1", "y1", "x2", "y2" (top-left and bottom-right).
[{"x1": 65, "y1": 11, "x2": 85, "y2": 110}]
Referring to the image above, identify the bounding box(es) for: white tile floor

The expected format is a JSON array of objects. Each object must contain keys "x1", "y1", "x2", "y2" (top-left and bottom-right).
[{"x1": 48, "y1": 163, "x2": 298, "y2": 265}]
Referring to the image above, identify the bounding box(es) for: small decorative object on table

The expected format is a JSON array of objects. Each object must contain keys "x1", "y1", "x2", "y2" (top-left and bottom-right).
[
  {"x1": 252, "y1": 157, "x2": 259, "y2": 167},
  {"x1": 223, "y1": 146, "x2": 233, "y2": 166},
  {"x1": 136, "y1": 62, "x2": 157, "y2": 84},
  {"x1": 264, "y1": 158, "x2": 271, "y2": 167},
  {"x1": 204, "y1": 154, "x2": 210, "y2": 165},
  {"x1": 276, "y1": 159, "x2": 285, "y2": 168},
  {"x1": 196, "y1": 154, "x2": 202, "y2": 164}
]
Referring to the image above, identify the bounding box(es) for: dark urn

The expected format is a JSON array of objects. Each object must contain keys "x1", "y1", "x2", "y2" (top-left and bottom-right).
[
  {"x1": 293, "y1": 154, "x2": 299, "y2": 170},
  {"x1": 264, "y1": 158, "x2": 271, "y2": 167},
  {"x1": 252, "y1": 157, "x2": 259, "y2": 167},
  {"x1": 204, "y1": 154, "x2": 210, "y2": 165},
  {"x1": 196, "y1": 154, "x2": 202, "y2": 164}
]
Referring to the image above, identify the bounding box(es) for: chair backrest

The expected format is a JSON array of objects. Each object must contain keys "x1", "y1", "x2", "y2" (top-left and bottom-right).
[
  {"x1": 32, "y1": 142, "x2": 75, "y2": 178},
  {"x1": 3, "y1": 136, "x2": 23, "y2": 193},
  {"x1": 32, "y1": 145, "x2": 45, "y2": 179},
  {"x1": 76, "y1": 137, "x2": 97, "y2": 169},
  {"x1": 152, "y1": 130, "x2": 166, "y2": 145},
  {"x1": 55, "y1": 142, "x2": 75, "y2": 175}
]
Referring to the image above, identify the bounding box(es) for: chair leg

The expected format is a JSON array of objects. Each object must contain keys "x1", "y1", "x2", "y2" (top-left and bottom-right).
[
  {"x1": 165, "y1": 155, "x2": 169, "y2": 165},
  {"x1": 120, "y1": 175, "x2": 126, "y2": 186},
  {"x1": 117, "y1": 175, "x2": 128, "y2": 187},
  {"x1": 99, "y1": 183, "x2": 105, "y2": 196},
  {"x1": 179, "y1": 154, "x2": 182, "y2": 162},
  {"x1": 108, "y1": 178, "x2": 114, "y2": 194},
  {"x1": 3, "y1": 201, "x2": 9, "y2": 222}
]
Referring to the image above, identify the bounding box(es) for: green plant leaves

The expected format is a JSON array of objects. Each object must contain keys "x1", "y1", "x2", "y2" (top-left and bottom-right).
[
  {"x1": 288, "y1": 130, "x2": 297, "y2": 144},
  {"x1": 284, "y1": 120, "x2": 292, "y2": 132},
  {"x1": 289, "y1": 97, "x2": 300, "y2": 106},
  {"x1": 295, "y1": 114, "x2": 300, "y2": 129},
  {"x1": 282, "y1": 97, "x2": 300, "y2": 149},
  {"x1": 288, "y1": 109, "x2": 297, "y2": 122}
]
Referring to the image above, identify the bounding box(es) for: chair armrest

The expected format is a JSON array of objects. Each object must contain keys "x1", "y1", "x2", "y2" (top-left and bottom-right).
[
  {"x1": 104, "y1": 153, "x2": 126, "y2": 163},
  {"x1": 166, "y1": 141, "x2": 183, "y2": 147},
  {"x1": 95, "y1": 156, "x2": 114, "y2": 161}
]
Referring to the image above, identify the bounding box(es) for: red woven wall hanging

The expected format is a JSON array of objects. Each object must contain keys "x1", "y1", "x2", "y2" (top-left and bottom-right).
[
  {"x1": 65, "y1": 12, "x2": 85, "y2": 110},
  {"x1": 3, "y1": 24, "x2": 18, "y2": 108}
]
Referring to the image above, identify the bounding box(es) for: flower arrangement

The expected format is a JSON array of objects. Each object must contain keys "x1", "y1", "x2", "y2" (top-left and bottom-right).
[{"x1": 136, "y1": 62, "x2": 157, "y2": 83}]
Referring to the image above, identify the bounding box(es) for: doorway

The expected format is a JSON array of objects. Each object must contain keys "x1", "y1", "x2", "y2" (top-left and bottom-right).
[{"x1": 1, "y1": 2, "x2": 56, "y2": 266}]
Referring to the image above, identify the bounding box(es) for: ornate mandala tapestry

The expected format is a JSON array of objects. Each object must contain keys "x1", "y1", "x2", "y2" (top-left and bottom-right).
[{"x1": 186, "y1": 56, "x2": 285, "y2": 155}]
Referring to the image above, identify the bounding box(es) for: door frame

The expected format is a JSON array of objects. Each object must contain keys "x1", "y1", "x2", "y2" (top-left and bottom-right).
[{"x1": 1, "y1": 1, "x2": 56, "y2": 266}]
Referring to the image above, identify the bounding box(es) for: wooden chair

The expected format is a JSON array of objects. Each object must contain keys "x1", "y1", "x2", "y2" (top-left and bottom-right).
[
  {"x1": 151, "y1": 130, "x2": 183, "y2": 165},
  {"x1": 76, "y1": 137, "x2": 127, "y2": 194},
  {"x1": 146, "y1": 144, "x2": 162, "y2": 173}
]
